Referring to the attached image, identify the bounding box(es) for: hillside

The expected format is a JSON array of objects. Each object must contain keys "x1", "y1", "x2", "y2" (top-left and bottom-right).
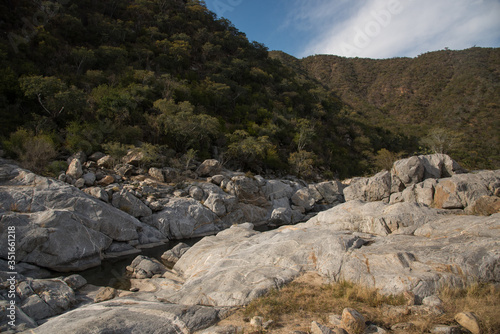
[
  {"x1": 270, "y1": 48, "x2": 500, "y2": 170},
  {"x1": 1, "y1": 1, "x2": 498, "y2": 179},
  {"x1": 1, "y1": 0, "x2": 418, "y2": 179}
]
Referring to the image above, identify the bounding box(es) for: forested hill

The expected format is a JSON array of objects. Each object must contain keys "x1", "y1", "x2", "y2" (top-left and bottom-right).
[
  {"x1": 0, "y1": 1, "x2": 497, "y2": 180},
  {"x1": 270, "y1": 48, "x2": 500, "y2": 170}
]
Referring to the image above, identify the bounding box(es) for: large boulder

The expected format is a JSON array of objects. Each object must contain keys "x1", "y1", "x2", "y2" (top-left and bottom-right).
[
  {"x1": 29, "y1": 297, "x2": 221, "y2": 334},
  {"x1": 142, "y1": 198, "x2": 220, "y2": 239},
  {"x1": 112, "y1": 189, "x2": 153, "y2": 218},
  {"x1": 0, "y1": 161, "x2": 152, "y2": 271},
  {"x1": 150, "y1": 202, "x2": 499, "y2": 307},
  {"x1": 344, "y1": 171, "x2": 391, "y2": 202},
  {"x1": 391, "y1": 154, "x2": 465, "y2": 192},
  {"x1": 433, "y1": 170, "x2": 500, "y2": 210},
  {"x1": 196, "y1": 159, "x2": 222, "y2": 177}
]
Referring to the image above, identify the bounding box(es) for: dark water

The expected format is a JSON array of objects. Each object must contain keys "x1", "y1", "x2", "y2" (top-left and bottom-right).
[{"x1": 51, "y1": 238, "x2": 202, "y2": 289}]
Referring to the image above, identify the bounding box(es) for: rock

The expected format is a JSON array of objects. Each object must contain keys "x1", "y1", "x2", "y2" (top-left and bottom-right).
[
  {"x1": 434, "y1": 170, "x2": 500, "y2": 210},
  {"x1": 422, "y1": 295, "x2": 443, "y2": 307},
  {"x1": 0, "y1": 163, "x2": 144, "y2": 271},
  {"x1": 311, "y1": 321, "x2": 333, "y2": 334},
  {"x1": 390, "y1": 323, "x2": 415, "y2": 331},
  {"x1": 270, "y1": 207, "x2": 293, "y2": 226},
  {"x1": 163, "y1": 167, "x2": 179, "y2": 183},
  {"x1": 292, "y1": 188, "x2": 315, "y2": 211},
  {"x1": 63, "y1": 274, "x2": 87, "y2": 290},
  {"x1": 88, "y1": 152, "x2": 106, "y2": 162},
  {"x1": 116, "y1": 163, "x2": 135, "y2": 177},
  {"x1": 197, "y1": 159, "x2": 222, "y2": 177},
  {"x1": 74, "y1": 177, "x2": 86, "y2": 188},
  {"x1": 31, "y1": 297, "x2": 221, "y2": 334},
  {"x1": 391, "y1": 156, "x2": 425, "y2": 191},
  {"x1": 112, "y1": 189, "x2": 152, "y2": 218},
  {"x1": 262, "y1": 179, "x2": 294, "y2": 201},
  {"x1": 67, "y1": 152, "x2": 87, "y2": 165},
  {"x1": 161, "y1": 243, "x2": 190, "y2": 266},
  {"x1": 122, "y1": 148, "x2": 145, "y2": 166},
  {"x1": 329, "y1": 314, "x2": 342, "y2": 327},
  {"x1": 148, "y1": 167, "x2": 164, "y2": 182},
  {"x1": 129, "y1": 255, "x2": 167, "y2": 278},
  {"x1": 189, "y1": 186, "x2": 204, "y2": 201},
  {"x1": 420, "y1": 154, "x2": 466, "y2": 179},
  {"x1": 201, "y1": 325, "x2": 239, "y2": 334},
  {"x1": 344, "y1": 171, "x2": 391, "y2": 203},
  {"x1": 211, "y1": 175, "x2": 225, "y2": 185},
  {"x1": 97, "y1": 174, "x2": 115, "y2": 186},
  {"x1": 454, "y1": 312, "x2": 480, "y2": 334},
  {"x1": 401, "y1": 178, "x2": 437, "y2": 206},
  {"x1": 0, "y1": 299, "x2": 38, "y2": 331},
  {"x1": 341, "y1": 308, "x2": 365, "y2": 334},
  {"x1": 466, "y1": 195, "x2": 500, "y2": 216},
  {"x1": 430, "y1": 325, "x2": 462, "y2": 333},
  {"x1": 22, "y1": 279, "x2": 76, "y2": 320},
  {"x1": 364, "y1": 324, "x2": 387, "y2": 333},
  {"x1": 142, "y1": 197, "x2": 219, "y2": 239},
  {"x1": 83, "y1": 186, "x2": 109, "y2": 202},
  {"x1": 82, "y1": 172, "x2": 96, "y2": 186},
  {"x1": 232, "y1": 175, "x2": 269, "y2": 206},
  {"x1": 250, "y1": 316, "x2": 264, "y2": 327},
  {"x1": 94, "y1": 287, "x2": 117, "y2": 303},
  {"x1": 67, "y1": 158, "x2": 83, "y2": 179},
  {"x1": 97, "y1": 155, "x2": 115, "y2": 169},
  {"x1": 314, "y1": 181, "x2": 345, "y2": 204}
]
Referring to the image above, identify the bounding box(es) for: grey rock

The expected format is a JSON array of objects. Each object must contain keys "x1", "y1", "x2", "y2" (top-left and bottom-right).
[
  {"x1": 203, "y1": 192, "x2": 237, "y2": 217},
  {"x1": 143, "y1": 198, "x2": 219, "y2": 239},
  {"x1": 341, "y1": 308, "x2": 365, "y2": 334},
  {"x1": 129, "y1": 255, "x2": 167, "y2": 278},
  {"x1": 97, "y1": 155, "x2": 114, "y2": 169},
  {"x1": 67, "y1": 152, "x2": 87, "y2": 165},
  {"x1": 311, "y1": 321, "x2": 333, "y2": 334},
  {"x1": 232, "y1": 175, "x2": 269, "y2": 206},
  {"x1": 189, "y1": 186, "x2": 205, "y2": 201},
  {"x1": 344, "y1": 171, "x2": 391, "y2": 203},
  {"x1": 454, "y1": 312, "x2": 480, "y2": 334},
  {"x1": 148, "y1": 167, "x2": 164, "y2": 182},
  {"x1": 31, "y1": 297, "x2": 221, "y2": 334},
  {"x1": 67, "y1": 158, "x2": 83, "y2": 179},
  {"x1": 83, "y1": 186, "x2": 109, "y2": 202},
  {"x1": 112, "y1": 189, "x2": 152, "y2": 218},
  {"x1": 430, "y1": 325, "x2": 462, "y2": 334},
  {"x1": 122, "y1": 148, "x2": 145, "y2": 166},
  {"x1": 262, "y1": 179, "x2": 294, "y2": 201},
  {"x1": 197, "y1": 159, "x2": 222, "y2": 177},
  {"x1": 0, "y1": 163, "x2": 144, "y2": 271},
  {"x1": 88, "y1": 152, "x2": 106, "y2": 162},
  {"x1": 63, "y1": 274, "x2": 87, "y2": 290},
  {"x1": 161, "y1": 243, "x2": 190, "y2": 266},
  {"x1": 0, "y1": 299, "x2": 37, "y2": 331},
  {"x1": 291, "y1": 188, "x2": 315, "y2": 211},
  {"x1": 314, "y1": 181, "x2": 345, "y2": 204},
  {"x1": 21, "y1": 279, "x2": 76, "y2": 320},
  {"x1": 74, "y1": 178, "x2": 85, "y2": 188},
  {"x1": 21, "y1": 294, "x2": 55, "y2": 320},
  {"x1": 82, "y1": 172, "x2": 96, "y2": 186},
  {"x1": 211, "y1": 175, "x2": 225, "y2": 185},
  {"x1": 270, "y1": 207, "x2": 293, "y2": 226}
]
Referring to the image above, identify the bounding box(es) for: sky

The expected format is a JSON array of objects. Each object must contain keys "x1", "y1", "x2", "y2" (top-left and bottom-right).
[{"x1": 204, "y1": 0, "x2": 500, "y2": 59}]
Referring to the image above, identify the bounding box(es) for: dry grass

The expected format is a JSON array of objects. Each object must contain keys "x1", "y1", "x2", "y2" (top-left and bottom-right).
[
  {"x1": 216, "y1": 273, "x2": 500, "y2": 334},
  {"x1": 438, "y1": 282, "x2": 500, "y2": 334}
]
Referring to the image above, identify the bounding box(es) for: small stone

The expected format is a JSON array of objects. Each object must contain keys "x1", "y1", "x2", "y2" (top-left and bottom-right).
[
  {"x1": 311, "y1": 321, "x2": 333, "y2": 334},
  {"x1": 364, "y1": 324, "x2": 387, "y2": 333},
  {"x1": 390, "y1": 322, "x2": 415, "y2": 331},
  {"x1": 250, "y1": 316, "x2": 264, "y2": 327},
  {"x1": 66, "y1": 159, "x2": 83, "y2": 179},
  {"x1": 454, "y1": 312, "x2": 481, "y2": 334},
  {"x1": 262, "y1": 320, "x2": 274, "y2": 329},
  {"x1": 63, "y1": 274, "x2": 87, "y2": 290},
  {"x1": 341, "y1": 308, "x2": 366, "y2": 334},
  {"x1": 430, "y1": 324, "x2": 462, "y2": 333},
  {"x1": 328, "y1": 314, "x2": 342, "y2": 327},
  {"x1": 423, "y1": 295, "x2": 443, "y2": 307},
  {"x1": 94, "y1": 287, "x2": 116, "y2": 303},
  {"x1": 97, "y1": 175, "x2": 115, "y2": 186},
  {"x1": 74, "y1": 178, "x2": 85, "y2": 188}
]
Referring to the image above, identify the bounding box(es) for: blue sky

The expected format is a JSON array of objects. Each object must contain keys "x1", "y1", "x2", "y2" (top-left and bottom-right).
[{"x1": 204, "y1": 0, "x2": 500, "y2": 59}]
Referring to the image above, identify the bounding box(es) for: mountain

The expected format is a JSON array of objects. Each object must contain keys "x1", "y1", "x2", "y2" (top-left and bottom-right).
[
  {"x1": 270, "y1": 48, "x2": 500, "y2": 170},
  {"x1": 0, "y1": 0, "x2": 497, "y2": 179}
]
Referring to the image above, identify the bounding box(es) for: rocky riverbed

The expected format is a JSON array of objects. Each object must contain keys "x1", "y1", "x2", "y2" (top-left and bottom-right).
[{"x1": 0, "y1": 153, "x2": 499, "y2": 333}]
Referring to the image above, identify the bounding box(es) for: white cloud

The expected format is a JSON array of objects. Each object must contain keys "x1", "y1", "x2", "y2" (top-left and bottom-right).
[{"x1": 293, "y1": 0, "x2": 500, "y2": 58}]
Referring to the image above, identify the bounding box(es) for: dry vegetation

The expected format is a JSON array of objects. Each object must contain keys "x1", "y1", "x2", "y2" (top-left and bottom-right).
[{"x1": 215, "y1": 273, "x2": 500, "y2": 334}]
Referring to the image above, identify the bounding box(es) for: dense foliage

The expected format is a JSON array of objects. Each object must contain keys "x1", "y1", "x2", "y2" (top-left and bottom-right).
[
  {"x1": 271, "y1": 48, "x2": 500, "y2": 170},
  {"x1": 2, "y1": 1, "x2": 495, "y2": 179}
]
